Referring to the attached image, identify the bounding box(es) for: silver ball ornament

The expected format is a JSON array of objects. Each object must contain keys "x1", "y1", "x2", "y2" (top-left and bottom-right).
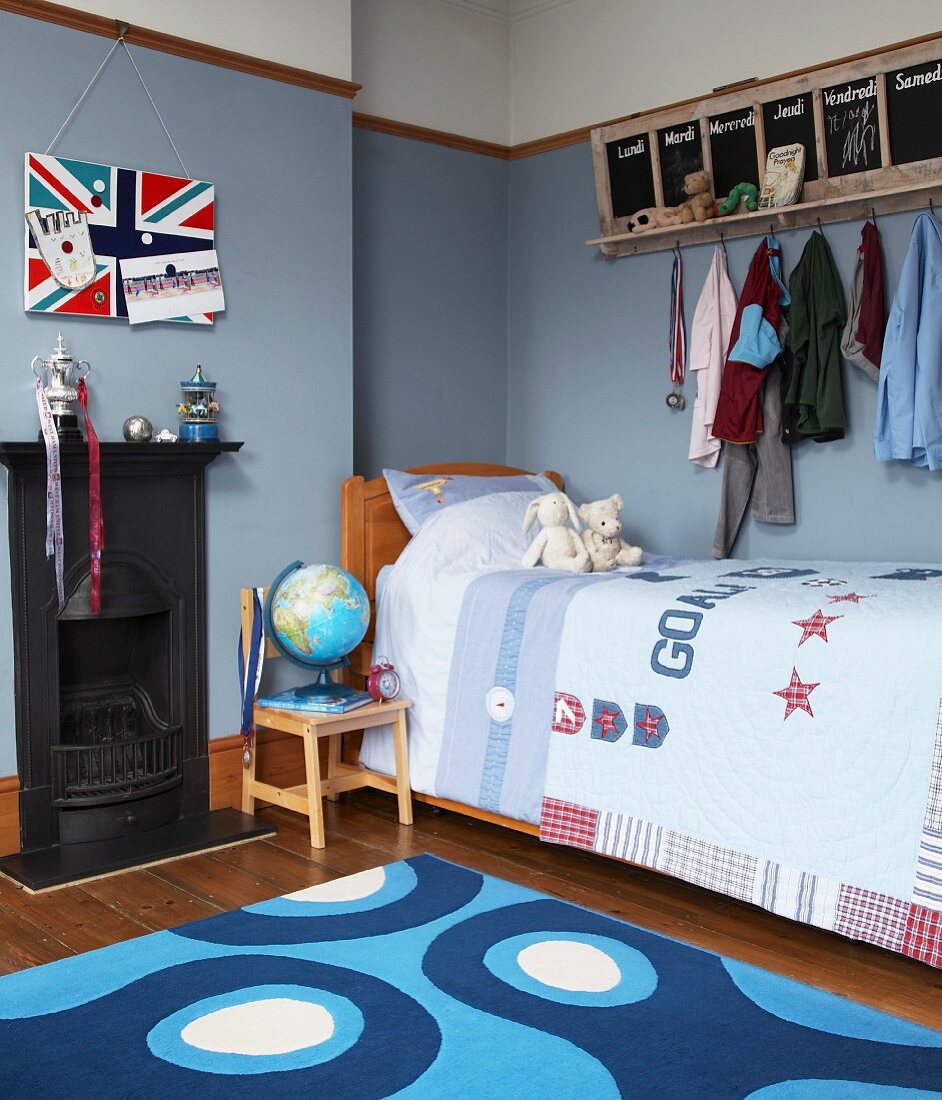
[{"x1": 123, "y1": 415, "x2": 153, "y2": 443}]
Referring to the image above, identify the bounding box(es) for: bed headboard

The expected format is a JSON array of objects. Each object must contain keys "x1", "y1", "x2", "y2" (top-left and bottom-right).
[{"x1": 341, "y1": 463, "x2": 563, "y2": 676}]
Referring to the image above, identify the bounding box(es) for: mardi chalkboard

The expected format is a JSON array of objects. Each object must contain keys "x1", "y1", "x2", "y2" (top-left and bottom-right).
[
  {"x1": 708, "y1": 107, "x2": 759, "y2": 200},
  {"x1": 605, "y1": 135, "x2": 656, "y2": 218},
  {"x1": 657, "y1": 123, "x2": 703, "y2": 206},
  {"x1": 762, "y1": 92, "x2": 818, "y2": 182},
  {"x1": 886, "y1": 59, "x2": 942, "y2": 165},
  {"x1": 822, "y1": 77, "x2": 881, "y2": 176}
]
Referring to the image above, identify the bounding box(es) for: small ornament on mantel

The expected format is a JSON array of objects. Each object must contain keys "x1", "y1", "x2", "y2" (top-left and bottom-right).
[{"x1": 176, "y1": 364, "x2": 220, "y2": 442}]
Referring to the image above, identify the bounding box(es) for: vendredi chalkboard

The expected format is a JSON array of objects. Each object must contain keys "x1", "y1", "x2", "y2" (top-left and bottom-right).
[
  {"x1": 605, "y1": 135, "x2": 656, "y2": 219},
  {"x1": 657, "y1": 123, "x2": 703, "y2": 206},
  {"x1": 822, "y1": 77, "x2": 881, "y2": 176},
  {"x1": 708, "y1": 107, "x2": 759, "y2": 200},
  {"x1": 762, "y1": 92, "x2": 818, "y2": 182},
  {"x1": 886, "y1": 58, "x2": 942, "y2": 165}
]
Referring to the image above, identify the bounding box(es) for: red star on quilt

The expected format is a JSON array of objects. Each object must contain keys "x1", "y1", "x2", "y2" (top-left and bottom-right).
[
  {"x1": 636, "y1": 707, "x2": 663, "y2": 743},
  {"x1": 773, "y1": 667, "x2": 820, "y2": 720},
  {"x1": 596, "y1": 707, "x2": 620, "y2": 738},
  {"x1": 827, "y1": 592, "x2": 873, "y2": 604},
  {"x1": 792, "y1": 609, "x2": 842, "y2": 645}
]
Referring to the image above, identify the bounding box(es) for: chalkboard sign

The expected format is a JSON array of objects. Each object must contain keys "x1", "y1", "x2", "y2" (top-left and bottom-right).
[
  {"x1": 605, "y1": 135, "x2": 656, "y2": 218},
  {"x1": 708, "y1": 107, "x2": 759, "y2": 200},
  {"x1": 762, "y1": 92, "x2": 818, "y2": 182},
  {"x1": 657, "y1": 123, "x2": 703, "y2": 206},
  {"x1": 822, "y1": 77, "x2": 881, "y2": 176},
  {"x1": 886, "y1": 59, "x2": 942, "y2": 165}
]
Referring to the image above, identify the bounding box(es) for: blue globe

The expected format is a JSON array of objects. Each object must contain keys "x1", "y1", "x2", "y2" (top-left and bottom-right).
[{"x1": 266, "y1": 561, "x2": 370, "y2": 668}]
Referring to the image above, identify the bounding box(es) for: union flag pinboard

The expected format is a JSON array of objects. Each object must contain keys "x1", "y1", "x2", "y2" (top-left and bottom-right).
[{"x1": 24, "y1": 152, "x2": 215, "y2": 324}]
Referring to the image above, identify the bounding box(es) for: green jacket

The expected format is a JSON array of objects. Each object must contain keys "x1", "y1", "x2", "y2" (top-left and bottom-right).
[{"x1": 785, "y1": 231, "x2": 847, "y2": 442}]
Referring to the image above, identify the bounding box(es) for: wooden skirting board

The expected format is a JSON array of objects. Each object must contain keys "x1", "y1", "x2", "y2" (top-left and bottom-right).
[{"x1": 0, "y1": 730, "x2": 312, "y2": 858}]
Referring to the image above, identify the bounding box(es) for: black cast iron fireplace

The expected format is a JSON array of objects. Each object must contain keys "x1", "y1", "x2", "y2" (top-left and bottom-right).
[{"x1": 0, "y1": 440, "x2": 273, "y2": 890}]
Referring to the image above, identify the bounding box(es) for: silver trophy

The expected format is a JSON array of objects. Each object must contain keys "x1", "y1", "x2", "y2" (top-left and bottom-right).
[{"x1": 31, "y1": 332, "x2": 91, "y2": 442}]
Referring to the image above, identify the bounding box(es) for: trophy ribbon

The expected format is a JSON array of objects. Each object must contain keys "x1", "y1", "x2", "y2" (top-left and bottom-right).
[
  {"x1": 77, "y1": 379, "x2": 103, "y2": 614},
  {"x1": 237, "y1": 588, "x2": 266, "y2": 768},
  {"x1": 667, "y1": 248, "x2": 687, "y2": 411},
  {"x1": 35, "y1": 377, "x2": 65, "y2": 612}
]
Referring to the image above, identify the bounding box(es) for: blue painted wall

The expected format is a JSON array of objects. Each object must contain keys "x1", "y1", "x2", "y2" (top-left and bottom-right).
[
  {"x1": 353, "y1": 129, "x2": 508, "y2": 476},
  {"x1": 508, "y1": 141, "x2": 941, "y2": 562},
  {"x1": 0, "y1": 13, "x2": 352, "y2": 775}
]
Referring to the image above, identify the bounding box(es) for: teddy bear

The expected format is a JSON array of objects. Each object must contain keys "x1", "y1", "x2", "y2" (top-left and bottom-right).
[
  {"x1": 522, "y1": 492, "x2": 590, "y2": 572},
  {"x1": 627, "y1": 206, "x2": 681, "y2": 234},
  {"x1": 677, "y1": 170, "x2": 715, "y2": 224},
  {"x1": 578, "y1": 494, "x2": 643, "y2": 572}
]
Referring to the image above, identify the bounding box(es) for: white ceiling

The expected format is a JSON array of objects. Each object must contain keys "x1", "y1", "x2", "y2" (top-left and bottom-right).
[{"x1": 431, "y1": 0, "x2": 579, "y2": 22}]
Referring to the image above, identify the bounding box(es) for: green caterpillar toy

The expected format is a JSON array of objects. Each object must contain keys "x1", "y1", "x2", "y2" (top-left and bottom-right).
[{"x1": 716, "y1": 182, "x2": 759, "y2": 217}]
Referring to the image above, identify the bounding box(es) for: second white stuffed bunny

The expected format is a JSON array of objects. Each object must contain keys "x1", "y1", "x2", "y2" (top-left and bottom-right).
[{"x1": 521, "y1": 493, "x2": 590, "y2": 572}]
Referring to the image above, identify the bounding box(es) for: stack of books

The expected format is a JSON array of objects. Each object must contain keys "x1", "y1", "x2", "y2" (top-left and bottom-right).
[{"x1": 256, "y1": 687, "x2": 374, "y2": 714}]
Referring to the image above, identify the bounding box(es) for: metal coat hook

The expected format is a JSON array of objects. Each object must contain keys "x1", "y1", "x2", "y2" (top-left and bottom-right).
[
  {"x1": 869, "y1": 206, "x2": 877, "y2": 225},
  {"x1": 718, "y1": 231, "x2": 727, "y2": 257},
  {"x1": 816, "y1": 217, "x2": 825, "y2": 235}
]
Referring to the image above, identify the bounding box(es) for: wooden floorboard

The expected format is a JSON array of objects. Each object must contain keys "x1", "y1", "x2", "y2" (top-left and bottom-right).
[{"x1": 0, "y1": 792, "x2": 940, "y2": 1028}]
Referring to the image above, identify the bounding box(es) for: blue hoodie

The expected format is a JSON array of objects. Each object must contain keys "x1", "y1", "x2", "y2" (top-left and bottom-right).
[{"x1": 874, "y1": 212, "x2": 942, "y2": 470}]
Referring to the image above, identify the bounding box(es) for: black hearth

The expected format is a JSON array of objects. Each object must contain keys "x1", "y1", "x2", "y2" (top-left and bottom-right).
[{"x1": 0, "y1": 441, "x2": 273, "y2": 890}]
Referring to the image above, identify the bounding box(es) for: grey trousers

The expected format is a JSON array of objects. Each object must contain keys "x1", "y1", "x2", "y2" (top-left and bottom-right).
[{"x1": 712, "y1": 359, "x2": 795, "y2": 559}]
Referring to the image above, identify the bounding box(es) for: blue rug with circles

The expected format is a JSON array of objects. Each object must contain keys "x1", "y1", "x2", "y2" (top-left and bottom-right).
[{"x1": 1, "y1": 853, "x2": 940, "y2": 1097}]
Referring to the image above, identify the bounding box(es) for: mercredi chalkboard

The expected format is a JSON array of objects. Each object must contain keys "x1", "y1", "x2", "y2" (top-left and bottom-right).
[{"x1": 590, "y1": 34, "x2": 942, "y2": 257}]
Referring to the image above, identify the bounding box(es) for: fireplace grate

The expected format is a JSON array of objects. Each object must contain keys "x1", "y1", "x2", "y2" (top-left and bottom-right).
[{"x1": 51, "y1": 727, "x2": 182, "y2": 807}]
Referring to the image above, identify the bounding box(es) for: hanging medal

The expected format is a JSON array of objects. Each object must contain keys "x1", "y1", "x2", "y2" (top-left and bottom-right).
[{"x1": 666, "y1": 244, "x2": 687, "y2": 411}]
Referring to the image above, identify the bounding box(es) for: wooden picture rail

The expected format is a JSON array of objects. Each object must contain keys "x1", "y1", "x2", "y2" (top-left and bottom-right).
[{"x1": 589, "y1": 35, "x2": 942, "y2": 258}]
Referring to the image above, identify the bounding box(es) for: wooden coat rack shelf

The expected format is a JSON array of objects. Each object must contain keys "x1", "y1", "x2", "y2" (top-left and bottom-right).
[{"x1": 589, "y1": 34, "x2": 942, "y2": 259}]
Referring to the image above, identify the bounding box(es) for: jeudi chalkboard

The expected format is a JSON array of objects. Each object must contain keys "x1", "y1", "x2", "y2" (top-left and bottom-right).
[
  {"x1": 822, "y1": 76, "x2": 881, "y2": 176},
  {"x1": 762, "y1": 92, "x2": 818, "y2": 182},
  {"x1": 657, "y1": 123, "x2": 703, "y2": 206},
  {"x1": 886, "y1": 59, "x2": 942, "y2": 165},
  {"x1": 605, "y1": 135, "x2": 656, "y2": 218},
  {"x1": 708, "y1": 107, "x2": 759, "y2": 200}
]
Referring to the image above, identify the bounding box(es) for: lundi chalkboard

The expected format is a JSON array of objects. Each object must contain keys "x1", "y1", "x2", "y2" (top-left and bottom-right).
[{"x1": 590, "y1": 33, "x2": 942, "y2": 257}]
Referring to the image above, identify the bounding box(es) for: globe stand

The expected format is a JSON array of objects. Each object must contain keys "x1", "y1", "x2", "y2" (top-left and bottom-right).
[{"x1": 293, "y1": 659, "x2": 360, "y2": 701}]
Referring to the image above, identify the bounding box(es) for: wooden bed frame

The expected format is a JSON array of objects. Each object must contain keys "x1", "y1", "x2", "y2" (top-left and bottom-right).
[{"x1": 341, "y1": 463, "x2": 563, "y2": 836}]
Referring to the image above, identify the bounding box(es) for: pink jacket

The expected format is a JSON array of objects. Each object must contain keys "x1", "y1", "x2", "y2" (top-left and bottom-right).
[{"x1": 688, "y1": 246, "x2": 737, "y2": 467}]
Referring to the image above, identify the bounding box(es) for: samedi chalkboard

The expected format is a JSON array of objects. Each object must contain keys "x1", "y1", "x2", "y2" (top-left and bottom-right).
[
  {"x1": 708, "y1": 107, "x2": 759, "y2": 199},
  {"x1": 822, "y1": 76, "x2": 881, "y2": 176},
  {"x1": 886, "y1": 59, "x2": 942, "y2": 165},
  {"x1": 657, "y1": 123, "x2": 703, "y2": 206},
  {"x1": 762, "y1": 92, "x2": 818, "y2": 182},
  {"x1": 605, "y1": 134, "x2": 656, "y2": 219}
]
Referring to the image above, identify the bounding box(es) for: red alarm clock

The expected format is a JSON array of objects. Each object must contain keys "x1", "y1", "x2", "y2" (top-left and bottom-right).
[{"x1": 367, "y1": 657, "x2": 400, "y2": 701}]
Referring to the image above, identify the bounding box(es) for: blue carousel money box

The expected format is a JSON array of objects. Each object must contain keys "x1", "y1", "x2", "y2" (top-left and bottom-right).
[{"x1": 177, "y1": 364, "x2": 220, "y2": 442}]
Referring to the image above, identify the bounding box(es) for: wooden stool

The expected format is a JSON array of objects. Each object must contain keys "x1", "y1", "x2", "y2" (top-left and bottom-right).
[
  {"x1": 239, "y1": 587, "x2": 413, "y2": 848},
  {"x1": 242, "y1": 698, "x2": 412, "y2": 848}
]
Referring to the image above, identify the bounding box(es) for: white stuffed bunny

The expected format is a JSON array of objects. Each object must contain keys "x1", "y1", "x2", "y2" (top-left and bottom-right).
[{"x1": 521, "y1": 493, "x2": 590, "y2": 572}]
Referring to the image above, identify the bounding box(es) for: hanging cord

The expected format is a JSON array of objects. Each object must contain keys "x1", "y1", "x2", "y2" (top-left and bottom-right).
[{"x1": 45, "y1": 33, "x2": 189, "y2": 177}]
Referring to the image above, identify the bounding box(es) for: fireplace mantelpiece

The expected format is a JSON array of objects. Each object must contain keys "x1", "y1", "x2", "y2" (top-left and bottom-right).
[{"x1": 0, "y1": 440, "x2": 273, "y2": 889}]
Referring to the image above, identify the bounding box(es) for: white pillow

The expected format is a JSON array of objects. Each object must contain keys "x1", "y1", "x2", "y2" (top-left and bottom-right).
[
  {"x1": 405, "y1": 491, "x2": 540, "y2": 571},
  {"x1": 384, "y1": 468, "x2": 555, "y2": 535}
]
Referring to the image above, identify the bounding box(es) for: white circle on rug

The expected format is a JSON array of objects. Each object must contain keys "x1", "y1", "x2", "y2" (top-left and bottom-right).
[
  {"x1": 517, "y1": 939, "x2": 621, "y2": 992},
  {"x1": 181, "y1": 997, "x2": 334, "y2": 1055},
  {"x1": 93, "y1": 178, "x2": 106, "y2": 192},
  {"x1": 141, "y1": 231, "x2": 153, "y2": 245},
  {"x1": 486, "y1": 686, "x2": 515, "y2": 722},
  {"x1": 284, "y1": 866, "x2": 386, "y2": 904}
]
